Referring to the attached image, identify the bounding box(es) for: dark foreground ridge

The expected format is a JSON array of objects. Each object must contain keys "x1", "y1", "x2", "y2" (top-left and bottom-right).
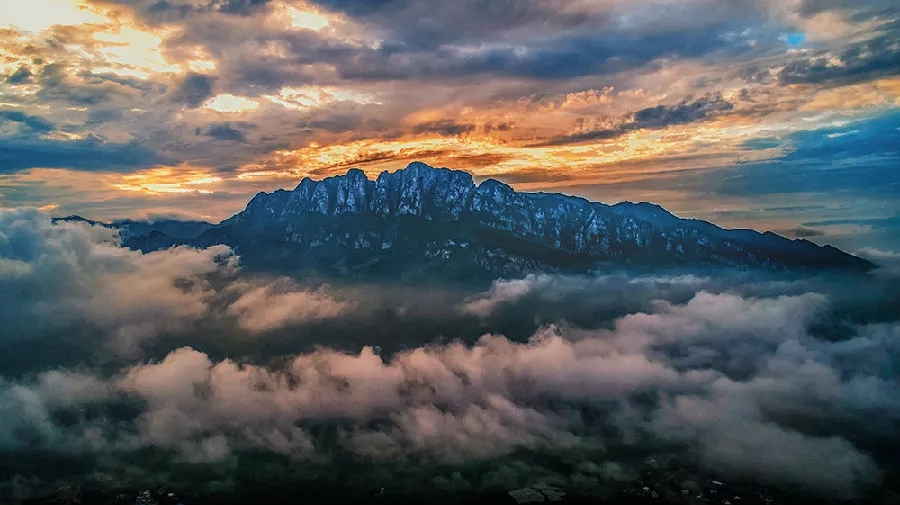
[
  {"x1": 62, "y1": 162, "x2": 874, "y2": 279},
  {"x1": 14, "y1": 455, "x2": 899, "y2": 505}
]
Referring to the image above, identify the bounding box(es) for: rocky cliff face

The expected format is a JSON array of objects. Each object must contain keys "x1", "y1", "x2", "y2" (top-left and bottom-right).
[
  {"x1": 226, "y1": 164, "x2": 476, "y2": 224},
  {"x1": 124, "y1": 162, "x2": 872, "y2": 278}
]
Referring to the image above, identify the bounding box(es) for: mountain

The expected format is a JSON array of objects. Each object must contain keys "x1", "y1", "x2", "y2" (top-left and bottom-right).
[
  {"x1": 113, "y1": 219, "x2": 215, "y2": 241},
  {"x1": 116, "y1": 162, "x2": 871, "y2": 279},
  {"x1": 52, "y1": 216, "x2": 215, "y2": 242}
]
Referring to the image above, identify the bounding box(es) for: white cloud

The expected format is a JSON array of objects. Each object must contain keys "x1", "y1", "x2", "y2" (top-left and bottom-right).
[
  {"x1": 0, "y1": 208, "x2": 235, "y2": 351},
  {"x1": 0, "y1": 288, "x2": 890, "y2": 499},
  {"x1": 856, "y1": 247, "x2": 900, "y2": 276},
  {"x1": 0, "y1": 238, "x2": 896, "y2": 498},
  {"x1": 461, "y1": 274, "x2": 547, "y2": 317},
  {"x1": 226, "y1": 279, "x2": 351, "y2": 332},
  {"x1": 0, "y1": 209, "x2": 353, "y2": 352}
]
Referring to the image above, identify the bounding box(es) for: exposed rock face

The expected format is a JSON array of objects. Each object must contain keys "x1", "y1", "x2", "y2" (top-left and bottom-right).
[
  {"x1": 229, "y1": 163, "x2": 477, "y2": 223},
  {"x1": 119, "y1": 162, "x2": 872, "y2": 278}
]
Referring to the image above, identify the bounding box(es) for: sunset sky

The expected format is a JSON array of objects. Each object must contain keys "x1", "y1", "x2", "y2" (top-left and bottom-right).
[{"x1": 1, "y1": 0, "x2": 898, "y2": 252}]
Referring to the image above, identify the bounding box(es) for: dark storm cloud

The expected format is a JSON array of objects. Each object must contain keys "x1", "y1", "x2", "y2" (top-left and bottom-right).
[
  {"x1": 88, "y1": 0, "x2": 272, "y2": 24},
  {"x1": 31, "y1": 64, "x2": 156, "y2": 107},
  {"x1": 86, "y1": 108, "x2": 124, "y2": 125},
  {"x1": 36, "y1": 63, "x2": 65, "y2": 87},
  {"x1": 528, "y1": 127, "x2": 622, "y2": 147},
  {"x1": 144, "y1": 0, "x2": 771, "y2": 93},
  {"x1": 735, "y1": 64, "x2": 775, "y2": 84},
  {"x1": 307, "y1": 0, "x2": 591, "y2": 49},
  {"x1": 299, "y1": 115, "x2": 365, "y2": 133},
  {"x1": 532, "y1": 93, "x2": 735, "y2": 147},
  {"x1": 0, "y1": 110, "x2": 55, "y2": 132},
  {"x1": 631, "y1": 92, "x2": 735, "y2": 127},
  {"x1": 197, "y1": 121, "x2": 255, "y2": 142},
  {"x1": 441, "y1": 151, "x2": 514, "y2": 167},
  {"x1": 158, "y1": 24, "x2": 338, "y2": 95},
  {"x1": 170, "y1": 72, "x2": 215, "y2": 108},
  {"x1": 413, "y1": 119, "x2": 476, "y2": 137},
  {"x1": 4, "y1": 66, "x2": 32, "y2": 85},
  {"x1": 335, "y1": 27, "x2": 743, "y2": 82},
  {"x1": 306, "y1": 0, "x2": 767, "y2": 67},
  {"x1": 85, "y1": 71, "x2": 161, "y2": 93},
  {"x1": 785, "y1": 227, "x2": 825, "y2": 238},
  {"x1": 228, "y1": 62, "x2": 290, "y2": 93},
  {"x1": 213, "y1": 0, "x2": 271, "y2": 15},
  {"x1": 482, "y1": 120, "x2": 513, "y2": 133},
  {"x1": 778, "y1": 33, "x2": 900, "y2": 86},
  {"x1": 0, "y1": 135, "x2": 159, "y2": 173},
  {"x1": 316, "y1": 149, "x2": 406, "y2": 170}
]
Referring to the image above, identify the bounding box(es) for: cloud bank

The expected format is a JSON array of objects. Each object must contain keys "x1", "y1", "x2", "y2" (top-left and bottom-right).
[
  {"x1": 1, "y1": 208, "x2": 899, "y2": 502},
  {"x1": 0, "y1": 209, "x2": 350, "y2": 352}
]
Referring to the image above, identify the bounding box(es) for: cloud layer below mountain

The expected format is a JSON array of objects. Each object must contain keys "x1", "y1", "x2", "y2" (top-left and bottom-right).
[
  {"x1": 0, "y1": 209, "x2": 351, "y2": 352},
  {"x1": 0, "y1": 210, "x2": 898, "y2": 502}
]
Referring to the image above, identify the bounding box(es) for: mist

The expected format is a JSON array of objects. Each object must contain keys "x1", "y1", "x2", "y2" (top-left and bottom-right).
[{"x1": 1, "y1": 210, "x2": 898, "y2": 504}]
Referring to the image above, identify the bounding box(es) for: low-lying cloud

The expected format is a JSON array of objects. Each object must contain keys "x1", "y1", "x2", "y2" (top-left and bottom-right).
[
  {"x1": 226, "y1": 279, "x2": 353, "y2": 332},
  {"x1": 3, "y1": 289, "x2": 898, "y2": 499},
  {"x1": 1, "y1": 209, "x2": 899, "y2": 502},
  {"x1": 0, "y1": 209, "x2": 350, "y2": 352}
]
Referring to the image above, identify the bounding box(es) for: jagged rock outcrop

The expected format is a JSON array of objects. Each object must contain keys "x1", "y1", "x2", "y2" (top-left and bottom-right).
[{"x1": 117, "y1": 162, "x2": 871, "y2": 278}]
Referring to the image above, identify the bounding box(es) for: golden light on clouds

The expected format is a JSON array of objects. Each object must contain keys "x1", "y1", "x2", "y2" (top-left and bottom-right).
[
  {"x1": 0, "y1": 0, "x2": 896, "y2": 252},
  {"x1": 112, "y1": 167, "x2": 223, "y2": 194},
  {"x1": 188, "y1": 59, "x2": 217, "y2": 72},
  {"x1": 236, "y1": 170, "x2": 293, "y2": 181},
  {"x1": 286, "y1": 6, "x2": 330, "y2": 31},
  {"x1": 256, "y1": 115, "x2": 769, "y2": 185},
  {"x1": 0, "y1": 0, "x2": 104, "y2": 32},
  {"x1": 204, "y1": 94, "x2": 260, "y2": 113},
  {"x1": 266, "y1": 1, "x2": 333, "y2": 31},
  {"x1": 800, "y1": 77, "x2": 900, "y2": 112},
  {"x1": 557, "y1": 87, "x2": 616, "y2": 109},
  {"x1": 112, "y1": 108, "x2": 787, "y2": 206},
  {"x1": 1, "y1": 0, "x2": 182, "y2": 79},
  {"x1": 91, "y1": 25, "x2": 179, "y2": 77},
  {"x1": 0, "y1": 168, "x2": 242, "y2": 222},
  {"x1": 263, "y1": 85, "x2": 378, "y2": 110}
]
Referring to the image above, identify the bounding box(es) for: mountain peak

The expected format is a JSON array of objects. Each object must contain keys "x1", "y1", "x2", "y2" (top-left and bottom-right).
[
  {"x1": 127, "y1": 162, "x2": 874, "y2": 275},
  {"x1": 405, "y1": 161, "x2": 433, "y2": 171},
  {"x1": 477, "y1": 178, "x2": 513, "y2": 191}
]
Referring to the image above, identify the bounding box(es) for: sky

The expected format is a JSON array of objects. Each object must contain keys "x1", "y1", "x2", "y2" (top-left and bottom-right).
[{"x1": 0, "y1": 0, "x2": 898, "y2": 252}]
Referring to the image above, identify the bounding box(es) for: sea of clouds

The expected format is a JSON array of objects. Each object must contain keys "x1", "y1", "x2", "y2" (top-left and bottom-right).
[{"x1": 1, "y1": 209, "x2": 898, "y2": 502}]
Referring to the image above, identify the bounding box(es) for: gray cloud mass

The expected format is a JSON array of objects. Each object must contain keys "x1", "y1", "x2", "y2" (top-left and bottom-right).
[{"x1": 1, "y1": 208, "x2": 899, "y2": 502}]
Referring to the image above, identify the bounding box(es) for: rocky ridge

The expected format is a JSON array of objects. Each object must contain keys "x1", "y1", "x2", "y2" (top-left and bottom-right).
[{"x1": 114, "y1": 162, "x2": 871, "y2": 278}]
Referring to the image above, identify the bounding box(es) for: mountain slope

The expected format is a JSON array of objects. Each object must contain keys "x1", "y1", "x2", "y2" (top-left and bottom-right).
[{"x1": 118, "y1": 162, "x2": 872, "y2": 278}]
